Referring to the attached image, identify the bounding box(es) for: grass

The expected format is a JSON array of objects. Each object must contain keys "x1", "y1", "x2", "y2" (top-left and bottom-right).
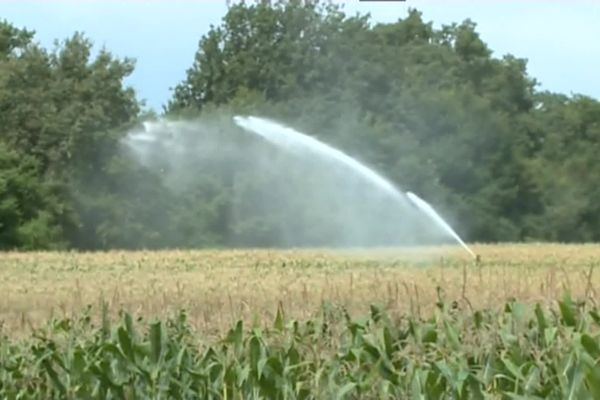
[{"x1": 1, "y1": 243, "x2": 599, "y2": 336}]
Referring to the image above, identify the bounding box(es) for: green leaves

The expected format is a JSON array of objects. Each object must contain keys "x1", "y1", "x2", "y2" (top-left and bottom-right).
[
  {"x1": 558, "y1": 292, "x2": 578, "y2": 328},
  {"x1": 2, "y1": 298, "x2": 600, "y2": 398},
  {"x1": 149, "y1": 321, "x2": 164, "y2": 364},
  {"x1": 335, "y1": 382, "x2": 357, "y2": 399},
  {"x1": 0, "y1": 20, "x2": 141, "y2": 251}
]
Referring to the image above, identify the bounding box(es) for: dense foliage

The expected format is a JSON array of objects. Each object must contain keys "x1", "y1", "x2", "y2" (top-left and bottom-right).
[
  {"x1": 2, "y1": 296, "x2": 600, "y2": 398},
  {"x1": 1, "y1": 0, "x2": 600, "y2": 249}
]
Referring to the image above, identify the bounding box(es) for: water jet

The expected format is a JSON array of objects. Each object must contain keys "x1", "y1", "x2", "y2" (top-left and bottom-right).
[
  {"x1": 405, "y1": 191, "x2": 476, "y2": 259},
  {"x1": 233, "y1": 115, "x2": 476, "y2": 258}
]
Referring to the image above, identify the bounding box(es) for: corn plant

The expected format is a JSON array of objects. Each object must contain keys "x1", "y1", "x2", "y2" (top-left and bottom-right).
[{"x1": 1, "y1": 292, "x2": 600, "y2": 399}]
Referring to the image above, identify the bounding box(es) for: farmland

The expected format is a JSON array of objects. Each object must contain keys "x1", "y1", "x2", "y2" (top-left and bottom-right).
[
  {"x1": 2, "y1": 244, "x2": 600, "y2": 398},
  {"x1": 1, "y1": 244, "x2": 599, "y2": 336}
]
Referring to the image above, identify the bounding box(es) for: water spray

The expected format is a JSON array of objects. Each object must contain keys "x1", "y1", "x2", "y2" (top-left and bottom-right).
[
  {"x1": 405, "y1": 191, "x2": 477, "y2": 259},
  {"x1": 233, "y1": 115, "x2": 476, "y2": 258},
  {"x1": 232, "y1": 116, "x2": 403, "y2": 201}
]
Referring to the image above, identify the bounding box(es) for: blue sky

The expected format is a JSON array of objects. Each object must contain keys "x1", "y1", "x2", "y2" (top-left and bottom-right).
[{"x1": 2, "y1": 1, "x2": 599, "y2": 111}]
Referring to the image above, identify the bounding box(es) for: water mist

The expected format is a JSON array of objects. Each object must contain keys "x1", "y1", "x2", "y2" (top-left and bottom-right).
[{"x1": 122, "y1": 114, "x2": 475, "y2": 256}]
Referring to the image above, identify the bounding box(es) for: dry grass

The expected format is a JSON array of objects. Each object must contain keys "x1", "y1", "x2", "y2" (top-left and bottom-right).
[{"x1": 1, "y1": 243, "x2": 599, "y2": 336}]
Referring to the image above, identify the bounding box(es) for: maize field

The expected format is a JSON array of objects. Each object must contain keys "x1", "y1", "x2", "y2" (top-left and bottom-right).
[{"x1": 1, "y1": 243, "x2": 600, "y2": 397}]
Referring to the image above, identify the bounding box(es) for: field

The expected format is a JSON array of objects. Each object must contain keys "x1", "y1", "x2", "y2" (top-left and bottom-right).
[
  {"x1": 1, "y1": 243, "x2": 599, "y2": 336},
  {"x1": 2, "y1": 244, "x2": 600, "y2": 398}
]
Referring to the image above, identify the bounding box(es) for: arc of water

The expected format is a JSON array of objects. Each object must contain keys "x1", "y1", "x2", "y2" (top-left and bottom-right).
[
  {"x1": 405, "y1": 191, "x2": 476, "y2": 258},
  {"x1": 233, "y1": 115, "x2": 476, "y2": 258},
  {"x1": 233, "y1": 116, "x2": 406, "y2": 202}
]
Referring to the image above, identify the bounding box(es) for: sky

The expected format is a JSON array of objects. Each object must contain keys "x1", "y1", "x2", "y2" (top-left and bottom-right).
[{"x1": 2, "y1": 0, "x2": 599, "y2": 112}]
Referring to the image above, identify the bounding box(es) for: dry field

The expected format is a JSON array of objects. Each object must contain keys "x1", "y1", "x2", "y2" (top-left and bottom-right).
[{"x1": 1, "y1": 243, "x2": 599, "y2": 336}]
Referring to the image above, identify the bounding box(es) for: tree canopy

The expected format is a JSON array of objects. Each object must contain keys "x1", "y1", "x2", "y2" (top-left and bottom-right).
[{"x1": 1, "y1": 1, "x2": 599, "y2": 250}]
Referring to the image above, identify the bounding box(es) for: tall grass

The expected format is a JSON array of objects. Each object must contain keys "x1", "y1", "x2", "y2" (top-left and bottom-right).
[{"x1": 2, "y1": 293, "x2": 600, "y2": 399}]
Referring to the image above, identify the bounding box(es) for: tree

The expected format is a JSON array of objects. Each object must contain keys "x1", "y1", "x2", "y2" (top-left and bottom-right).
[
  {"x1": 0, "y1": 21, "x2": 144, "y2": 249},
  {"x1": 0, "y1": 143, "x2": 66, "y2": 249},
  {"x1": 524, "y1": 94, "x2": 600, "y2": 241},
  {"x1": 3, "y1": 0, "x2": 600, "y2": 249},
  {"x1": 168, "y1": 2, "x2": 554, "y2": 242}
]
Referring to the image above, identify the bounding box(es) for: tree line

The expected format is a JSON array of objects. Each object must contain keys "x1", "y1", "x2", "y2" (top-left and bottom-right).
[{"x1": 1, "y1": 0, "x2": 599, "y2": 250}]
